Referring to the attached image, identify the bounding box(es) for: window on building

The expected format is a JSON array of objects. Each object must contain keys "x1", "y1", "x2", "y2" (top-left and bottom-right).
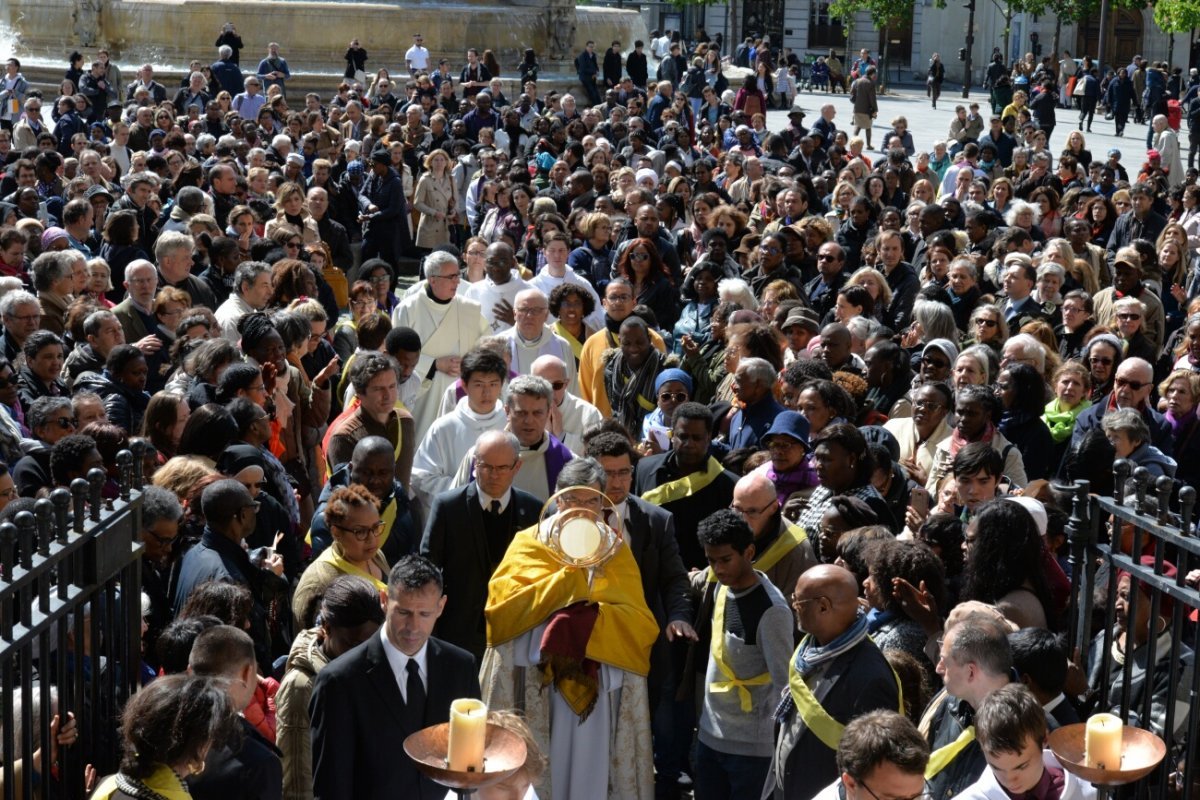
[{"x1": 809, "y1": 1, "x2": 845, "y2": 48}]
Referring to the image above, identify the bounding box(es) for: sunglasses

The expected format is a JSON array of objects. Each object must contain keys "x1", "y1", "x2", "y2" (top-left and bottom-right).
[
  {"x1": 1115, "y1": 377, "x2": 1151, "y2": 391},
  {"x1": 52, "y1": 417, "x2": 78, "y2": 430},
  {"x1": 658, "y1": 392, "x2": 688, "y2": 402},
  {"x1": 629, "y1": 251, "x2": 651, "y2": 261},
  {"x1": 1090, "y1": 356, "x2": 1114, "y2": 366},
  {"x1": 549, "y1": 380, "x2": 568, "y2": 391},
  {"x1": 974, "y1": 318, "x2": 999, "y2": 328},
  {"x1": 1116, "y1": 313, "x2": 1142, "y2": 321}
]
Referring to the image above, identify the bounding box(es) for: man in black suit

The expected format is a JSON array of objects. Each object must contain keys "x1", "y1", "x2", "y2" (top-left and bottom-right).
[
  {"x1": 310, "y1": 555, "x2": 481, "y2": 800},
  {"x1": 420, "y1": 430, "x2": 541, "y2": 660},
  {"x1": 188, "y1": 625, "x2": 283, "y2": 800}
]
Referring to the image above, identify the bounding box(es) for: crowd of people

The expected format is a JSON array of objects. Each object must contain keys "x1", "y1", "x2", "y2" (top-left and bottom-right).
[{"x1": 0, "y1": 20, "x2": 1198, "y2": 800}]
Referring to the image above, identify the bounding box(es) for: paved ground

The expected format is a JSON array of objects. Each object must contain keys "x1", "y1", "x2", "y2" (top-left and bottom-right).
[{"x1": 762, "y1": 83, "x2": 1160, "y2": 165}]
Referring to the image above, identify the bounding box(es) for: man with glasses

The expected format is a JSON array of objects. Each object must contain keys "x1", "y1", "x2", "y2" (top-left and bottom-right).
[
  {"x1": 172, "y1": 478, "x2": 264, "y2": 615},
  {"x1": 1092, "y1": 246, "x2": 1165, "y2": 353},
  {"x1": 393, "y1": 250, "x2": 490, "y2": 437},
  {"x1": 1069, "y1": 355, "x2": 1173, "y2": 458},
  {"x1": 12, "y1": 397, "x2": 75, "y2": 497},
  {"x1": 532, "y1": 355, "x2": 601, "y2": 455},
  {"x1": 500, "y1": 288, "x2": 577, "y2": 386},
  {"x1": 579, "y1": 278, "x2": 667, "y2": 416},
  {"x1": 810, "y1": 710, "x2": 930, "y2": 800},
  {"x1": 770, "y1": 564, "x2": 902, "y2": 799},
  {"x1": 405, "y1": 33, "x2": 430, "y2": 76},
  {"x1": 807, "y1": 241, "x2": 849, "y2": 322},
  {"x1": 10, "y1": 97, "x2": 42, "y2": 150},
  {"x1": 482, "y1": 457, "x2": 658, "y2": 800},
  {"x1": 0, "y1": 289, "x2": 42, "y2": 364},
  {"x1": 420, "y1": 429, "x2": 539, "y2": 659},
  {"x1": 727, "y1": 357, "x2": 787, "y2": 450},
  {"x1": 730, "y1": 468, "x2": 817, "y2": 597}
]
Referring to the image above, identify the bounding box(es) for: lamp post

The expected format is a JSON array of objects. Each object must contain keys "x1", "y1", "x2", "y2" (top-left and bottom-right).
[
  {"x1": 962, "y1": 0, "x2": 976, "y2": 98},
  {"x1": 1096, "y1": 0, "x2": 1111, "y2": 75}
]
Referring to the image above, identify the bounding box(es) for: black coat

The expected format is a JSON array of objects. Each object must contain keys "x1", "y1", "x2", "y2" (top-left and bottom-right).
[
  {"x1": 189, "y1": 718, "x2": 282, "y2": 800},
  {"x1": 419, "y1": 482, "x2": 541, "y2": 660},
  {"x1": 627, "y1": 51, "x2": 649, "y2": 87},
  {"x1": 310, "y1": 633, "x2": 480, "y2": 800}
]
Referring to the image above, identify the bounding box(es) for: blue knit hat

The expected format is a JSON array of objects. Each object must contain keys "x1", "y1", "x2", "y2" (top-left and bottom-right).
[{"x1": 654, "y1": 368, "x2": 693, "y2": 395}]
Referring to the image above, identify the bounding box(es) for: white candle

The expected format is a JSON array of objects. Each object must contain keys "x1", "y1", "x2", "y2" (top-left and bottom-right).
[
  {"x1": 447, "y1": 698, "x2": 487, "y2": 772},
  {"x1": 1084, "y1": 712, "x2": 1123, "y2": 770}
]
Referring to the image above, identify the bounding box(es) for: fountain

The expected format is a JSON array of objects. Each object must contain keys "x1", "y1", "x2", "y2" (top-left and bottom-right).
[{"x1": 1, "y1": 0, "x2": 649, "y2": 95}]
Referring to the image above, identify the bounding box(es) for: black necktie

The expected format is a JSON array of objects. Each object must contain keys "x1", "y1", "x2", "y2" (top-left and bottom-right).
[
  {"x1": 489, "y1": 500, "x2": 501, "y2": 515},
  {"x1": 405, "y1": 660, "x2": 426, "y2": 726}
]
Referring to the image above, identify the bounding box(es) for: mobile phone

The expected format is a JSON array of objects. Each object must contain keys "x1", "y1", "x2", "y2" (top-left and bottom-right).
[{"x1": 910, "y1": 486, "x2": 930, "y2": 518}]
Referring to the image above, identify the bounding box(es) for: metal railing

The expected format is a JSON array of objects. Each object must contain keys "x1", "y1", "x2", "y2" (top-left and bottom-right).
[
  {"x1": 0, "y1": 448, "x2": 146, "y2": 800},
  {"x1": 1062, "y1": 460, "x2": 1200, "y2": 798}
]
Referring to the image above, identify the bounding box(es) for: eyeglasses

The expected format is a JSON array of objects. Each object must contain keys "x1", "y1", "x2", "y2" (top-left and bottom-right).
[
  {"x1": 855, "y1": 776, "x2": 933, "y2": 800},
  {"x1": 285, "y1": 241, "x2": 302, "y2": 249},
  {"x1": 732, "y1": 501, "x2": 775, "y2": 517},
  {"x1": 6, "y1": 313, "x2": 41, "y2": 323},
  {"x1": 51, "y1": 417, "x2": 78, "y2": 430},
  {"x1": 912, "y1": 399, "x2": 946, "y2": 411},
  {"x1": 1089, "y1": 356, "x2": 1114, "y2": 366},
  {"x1": 333, "y1": 520, "x2": 384, "y2": 542},
  {"x1": 789, "y1": 594, "x2": 827, "y2": 609},
  {"x1": 816, "y1": 253, "x2": 837, "y2": 261},
  {"x1": 515, "y1": 307, "x2": 547, "y2": 317},
  {"x1": 974, "y1": 318, "x2": 998, "y2": 328},
  {"x1": 549, "y1": 380, "x2": 568, "y2": 391},
  {"x1": 658, "y1": 391, "x2": 688, "y2": 403},
  {"x1": 606, "y1": 293, "x2": 633, "y2": 303},
  {"x1": 477, "y1": 461, "x2": 518, "y2": 474},
  {"x1": 369, "y1": 275, "x2": 391, "y2": 285},
  {"x1": 147, "y1": 528, "x2": 178, "y2": 545},
  {"x1": 629, "y1": 251, "x2": 651, "y2": 261},
  {"x1": 430, "y1": 272, "x2": 460, "y2": 282},
  {"x1": 920, "y1": 357, "x2": 949, "y2": 370},
  {"x1": 1115, "y1": 377, "x2": 1151, "y2": 391},
  {"x1": 604, "y1": 467, "x2": 634, "y2": 480},
  {"x1": 1116, "y1": 313, "x2": 1142, "y2": 321}
]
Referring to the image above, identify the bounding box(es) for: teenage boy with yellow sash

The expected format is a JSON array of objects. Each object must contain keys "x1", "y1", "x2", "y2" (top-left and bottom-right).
[
  {"x1": 695, "y1": 509, "x2": 792, "y2": 800},
  {"x1": 922, "y1": 611, "x2": 1017, "y2": 800},
  {"x1": 634, "y1": 401, "x2": 739, "y2": 570},
  {"x1": 769, "y1": 565, "x2": 901, "y2": 799}
]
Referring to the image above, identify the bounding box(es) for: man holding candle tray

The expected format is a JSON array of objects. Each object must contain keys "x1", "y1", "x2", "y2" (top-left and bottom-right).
[{"x1": 310, "y1": 555, "x2": 480, "y2": 800}]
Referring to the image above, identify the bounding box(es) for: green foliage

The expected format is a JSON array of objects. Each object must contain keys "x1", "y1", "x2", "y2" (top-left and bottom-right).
[
  {"x1": 1155, "y1": 0, "x2": 1200, "y2": 33},
  {"x1": 828, "y1": 0, "x2": 914, "y2": 28}
]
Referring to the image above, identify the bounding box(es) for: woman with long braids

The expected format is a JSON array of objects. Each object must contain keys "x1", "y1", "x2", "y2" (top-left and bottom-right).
[{"x1": 961, "y1": 498, "x2": 1057, "y2": 630}]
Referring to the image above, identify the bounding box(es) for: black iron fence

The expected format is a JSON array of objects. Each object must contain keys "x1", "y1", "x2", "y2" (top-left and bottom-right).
[
  {"x1": 1062, "y1": 460, "x2": 1200, "y2": 798},
  {"x1": 0, "y1": 449, "x2": 145, "y2": 800}
]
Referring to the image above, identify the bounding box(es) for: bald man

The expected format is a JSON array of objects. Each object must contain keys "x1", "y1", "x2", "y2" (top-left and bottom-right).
[
  {"x1": 769, "y1": 565, "x2": 902, "y2": 799},
  {"x1": 814, "y1": 322, "x2": 865, "y2": 375},
  {"x1": 729, "y1": 472, "x2": 817, "y2": 596},
  {"x1": 532, "y1": 354, "x2": 601, "y2": 455}
]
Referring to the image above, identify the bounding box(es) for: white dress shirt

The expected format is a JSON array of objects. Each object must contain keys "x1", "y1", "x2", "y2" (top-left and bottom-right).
[{"x1": 379, "y1": 628, "x2": 428, "y2": 702}]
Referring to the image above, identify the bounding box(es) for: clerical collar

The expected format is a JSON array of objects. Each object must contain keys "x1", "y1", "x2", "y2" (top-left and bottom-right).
[
  {"x1": 424, "y1": 283, "x2": 452, "y2": 305},
  {"x1": 523, "y1": 436, "x2": 545, "y2": 452}
]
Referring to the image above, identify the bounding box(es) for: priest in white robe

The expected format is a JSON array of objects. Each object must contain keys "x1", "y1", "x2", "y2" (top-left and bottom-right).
[
  {"x1": 501, "y1": 289, "x2": 578, "y2": 392},
  {"x1": 532, "y1": 355, "x2": 603, "y2": 455},
  {"x1": 465, "y1": 242, "x2": 531, "y2": 334},
  {"x1": 393, "y1": 251, "x2": 490, "y2": 438},
  {"x1": 409, "y1": 348, "x2": 509, "y2": 508},
  {"x1": 528, "y1": 232, "x2": 605, "y2": 330}
]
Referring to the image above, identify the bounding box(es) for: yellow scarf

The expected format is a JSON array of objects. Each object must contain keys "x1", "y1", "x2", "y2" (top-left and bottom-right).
[
  {"x1": 707, "y1": 522, "x2": 808, "y2": 583},
  {"x1": 554, "y1": 320, "x2": 586, "y2": 362},
  {"x1": 91, "y1": 765, "x2": 192, "y2": 800},
  {"x1": 925, "y1": 726, "x2": 976, "y2": 778},
  {"x1": 787, "y1": 636, "x2": 905, "y2": 751},
  {"x1": 641, "y1": 457, "x2": 725, "y2": 506},
  {"x1": 486, "y1": 526, "x2": 659, "y2": 676},
  {"x1": 709, "y1": 584, "x2": 772, "y2": 711},
  {"x1": 315, "y1": 541, "x2": 388, "y2": 592}
]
